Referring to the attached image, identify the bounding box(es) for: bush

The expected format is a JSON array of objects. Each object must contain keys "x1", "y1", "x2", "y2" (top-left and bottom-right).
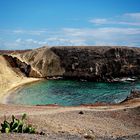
[{"x1": 0, "y1": 114, "x2": 36, "y2": 134}]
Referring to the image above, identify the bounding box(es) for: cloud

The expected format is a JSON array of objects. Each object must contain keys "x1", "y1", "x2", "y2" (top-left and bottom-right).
[
  {"x1": 0, "y1": 29, "x2": 48, "y2": 36},
  {"x1": 62, "y1": 27, "x2": 140, "y2": 47},
  {"x1": 1, "y1": 27, "x2": 140, "y2": 50},
  {"x1": 46, "y1": 37, "x2": 87, "y2": 46},
  {"x1": 63, "y1": 27, "x2": 140, "y2": 36},
  {"x1": 15, "y1": 38, "x2": 22, "y2": 43},
  {"x1": 89, "y1": 12, "x2": 140, "y2": 26},
  {"x1": 124, "y1": 13, "x2": 140, "y2": 20},
  {"x1": 1, "y1": 14, "x2": 140, "y2": 50},
  {"x1": 0, "y1": 38, "x2": 48, "y2": 50},
  {"x1": 0, "y1": 37, "x2": 87, "y2": 50},
  {"x1": 89, "y1": 18, "x2": 108, "y2": 24}
]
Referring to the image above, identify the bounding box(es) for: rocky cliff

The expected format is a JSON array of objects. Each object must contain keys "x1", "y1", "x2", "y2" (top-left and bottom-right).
[
  {"x1": 3, "y1": 55, "x2": 40, "y2": 77},
  {"x1": 50, "y1": 46, "x2": 140, "y2": 81},
  {"x1": 6, "y1": 46, "x2": 140, "y2": 81},
  {"x1": 17, "y1": 47, "x2": 65, "y2": 78}
]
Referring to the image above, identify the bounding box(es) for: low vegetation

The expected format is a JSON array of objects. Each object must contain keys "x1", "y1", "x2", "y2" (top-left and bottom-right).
[{"x1": 0, "y1": 114, "x2": 36, "y2": 134}]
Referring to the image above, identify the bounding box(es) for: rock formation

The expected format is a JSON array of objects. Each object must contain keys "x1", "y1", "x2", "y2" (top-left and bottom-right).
[
  {"x1": 50, "y1": 46, "x2": 140, "y2": 81},
  {"x1": 3, "y1": 55, "x2": 39, "y2": 77},
  {"x1": 2, "y1": 46, "x2": 140, "y2": 81},
  {"x1": 3, "y1": 55, "x2": 31, "y2": 77}
]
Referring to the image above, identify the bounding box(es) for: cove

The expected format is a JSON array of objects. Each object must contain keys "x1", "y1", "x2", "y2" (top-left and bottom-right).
[{"x1": 7, "y1": 80, "x2": 140, "y2": 106}]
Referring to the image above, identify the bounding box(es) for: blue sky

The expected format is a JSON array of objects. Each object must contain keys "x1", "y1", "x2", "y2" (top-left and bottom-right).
[{"x1": 0, "y1": 0, "x2": 140, "y2": 49}]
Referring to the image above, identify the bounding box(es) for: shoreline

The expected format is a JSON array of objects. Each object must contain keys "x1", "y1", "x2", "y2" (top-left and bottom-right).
[
  {"x1": 1, "y1": 77, "x2": 140, "y2": 107},
  {"x1": 0, "y1": 77, "x2": 43, "y2": 104},
  {"x1": 0, "y1": 55, "x2": 44, "y2": 104}
]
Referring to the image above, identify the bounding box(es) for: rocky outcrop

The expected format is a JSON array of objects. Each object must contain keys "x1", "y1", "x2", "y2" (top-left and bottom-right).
[
  {"x1": 3, "y1": 55, "x2": 39, "y2": 77},
  {"x1": 18, "y1": 47, "x2": 65, "y2": 78},
  {"x1": 3, "y1": 55, "x2": 31, "y2": 77},
  {"x1": 12, "y1": 46, "x2": 140, "y2": 81},
  {"x1": 121, "y1": 90, "x2": 140, "y2": 103},
  {"x1": 50, "y1": 46, "x2": 140, "y2": 81}
]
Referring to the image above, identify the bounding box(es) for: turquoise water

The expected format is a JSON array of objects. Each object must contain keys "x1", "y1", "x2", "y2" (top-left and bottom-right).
[{"x1": 8, "y1": 80, "x2": 140, "y2": 106}]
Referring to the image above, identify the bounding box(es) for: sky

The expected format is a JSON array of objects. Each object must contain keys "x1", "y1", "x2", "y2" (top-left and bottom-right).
[{"x1": 0, "y1": 0, "x2": 140, "y2": 50}]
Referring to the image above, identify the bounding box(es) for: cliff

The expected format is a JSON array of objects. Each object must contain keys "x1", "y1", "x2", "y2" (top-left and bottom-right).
[
  {"x1": 50, "y1": 46, "x2": 140, "y2": 81},
  {"x1": 4, "y1": 46, "x2": 140, "y2": 81},
  {"x1": 16, "y1": 47, "x2": 65, "y2": 78}
]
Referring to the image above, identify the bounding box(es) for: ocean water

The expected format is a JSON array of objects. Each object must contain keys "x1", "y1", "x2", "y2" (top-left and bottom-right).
[{"x1": 8, "y1": 80, "x2": 140, "y2": 106}]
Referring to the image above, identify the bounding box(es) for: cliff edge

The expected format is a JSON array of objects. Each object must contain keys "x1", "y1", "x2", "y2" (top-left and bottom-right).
[{"x1": 12, "y1": 46, "x2": 140, "y2": 81}]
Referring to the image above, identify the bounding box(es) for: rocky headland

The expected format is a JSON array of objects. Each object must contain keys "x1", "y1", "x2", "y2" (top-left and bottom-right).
[{"x1": 2, "y1": 46, "x2": 140, "y2": 82}]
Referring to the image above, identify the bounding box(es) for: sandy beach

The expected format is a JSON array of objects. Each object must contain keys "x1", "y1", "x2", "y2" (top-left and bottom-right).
[
  {"x1": 0, "y1": 77, "x2": 42, "y2": 103},
  {"x1": 0, "y1": 55, "x2": 41, "y2": 103}
]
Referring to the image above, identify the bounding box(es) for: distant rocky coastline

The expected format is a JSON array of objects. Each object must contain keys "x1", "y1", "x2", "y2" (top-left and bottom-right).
[{"x1": 2, "y1": 46, "x2": 140, "y2": 82}]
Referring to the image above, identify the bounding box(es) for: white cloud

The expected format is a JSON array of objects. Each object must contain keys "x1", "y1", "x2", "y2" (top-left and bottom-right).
[
  {"x1": 1, "y1": 12, "x2": 140, "y2": 50},
  {"x1": 0, "y1": 29, "x2": 48, "y2": 35},
  {"x1": 15, "y1": 38, "x2": 22, "y2": 43},
  {"x1": 124, "y1": 13, "x2": 140, "y2": 20},
  {"x1": 0, "y1": 38, "x2": 48, "y2": 50},
  {"x1": 46, "y1": 37, "x2": 87, "y2": 46},
  {"x1": 89, "y1": 12, "x2": 140, "y2": 26},
  {"x1": 61, "y1": 27, "x2": 140, "y2": 47},
  {"x1": 16, "y1": 29, "x2": 47, "y2": 35},
  {"x1": 63, "y1": 27, "x2": 140, "y2": 36},
  {"x1": 89, "y1": 18, "x2": 108, "y2": 24},
  {"x1": 1, "y1": 26, "x2": 140, "y2": 50}
]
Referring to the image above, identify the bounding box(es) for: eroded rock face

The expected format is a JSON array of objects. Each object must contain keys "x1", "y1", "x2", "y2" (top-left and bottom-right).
[
  {"x1": 51, "y1": 46, "x2": 140, "y2": 81},
  {"x1": 12, "y1": 46, "x2": 140, "y2": 81},
  {"x1": 18, "y1": 47, "x2": 65, "y2": 78},
  {"x1": 3, "y1": 55, "x2": 39, "y2": 77}
]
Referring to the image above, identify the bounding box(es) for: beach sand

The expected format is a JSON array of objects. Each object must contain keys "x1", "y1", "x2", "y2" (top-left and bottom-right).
[
  {"x1": 0, "y1": 55, "x2": 41, "y2": 103},
  {"x1": 0, "y1": 99, "x2": 140, "y2": 140}
]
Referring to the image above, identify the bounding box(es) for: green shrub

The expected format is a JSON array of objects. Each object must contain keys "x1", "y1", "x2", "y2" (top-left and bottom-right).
[{"x1": 0, "y1": 114, "x2": 36, "y2": 134}]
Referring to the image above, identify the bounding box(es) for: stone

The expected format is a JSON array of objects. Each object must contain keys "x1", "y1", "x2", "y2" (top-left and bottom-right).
[{"x1": 79, "y1": 111, "x2": 84, "y2": 114}]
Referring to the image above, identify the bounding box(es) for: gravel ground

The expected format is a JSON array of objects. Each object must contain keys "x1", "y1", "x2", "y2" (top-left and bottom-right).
[
  {"x1": 0, "y1": 133, "x2": 139, "y2": 140},
  {"x1": 0, "y1": 99, "x2": 139, "y2": 140}
]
